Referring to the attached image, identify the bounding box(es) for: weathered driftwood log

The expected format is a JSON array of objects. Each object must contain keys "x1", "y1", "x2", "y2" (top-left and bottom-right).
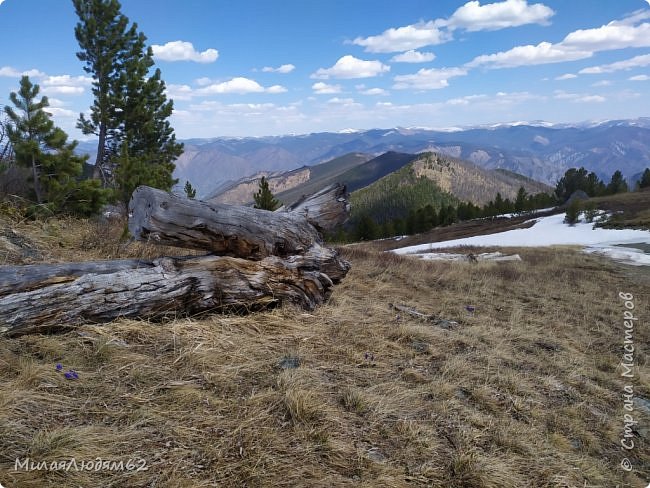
[
  {"x1": 0, "y1": 244, "x2": 350, "y2": 336},
  {"x1": 128, "y1": 183, "x2": 348, "y2": 259}
]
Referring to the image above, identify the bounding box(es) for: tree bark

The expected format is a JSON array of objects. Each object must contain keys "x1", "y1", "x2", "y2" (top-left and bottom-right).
[
  {"x1": 0, "y1": 244, "x2": 349, "y2": 336},
  {"x1": 283, "y1": 183, "x2": 350, "y2": 232},
  {"x1": 128, "y1": 184, "x2": 348, "y2": 259},
  {"x1": 31, "y1": 153, "x2": 42, "y2": 204},
  {"x1": 0, "y1": 183, "x2": 351, "y2": 335}
]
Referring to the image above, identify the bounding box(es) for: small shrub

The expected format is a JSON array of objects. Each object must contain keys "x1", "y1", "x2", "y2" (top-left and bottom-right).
[
  {"x1": 583, "y1": 200, "x2": 597, "y2": 223},
  {"x1": 564, "y1": 199, "x2": 581, "y2": 225}
]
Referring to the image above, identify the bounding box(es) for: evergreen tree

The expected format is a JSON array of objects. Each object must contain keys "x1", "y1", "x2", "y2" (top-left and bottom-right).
[
  {"x1": 494, "y1": 192, "x2": 506, "y2": 214},
  {"x1": 606, "y1": 170, "x2": 628, "y2": 195},
  {"x1": 117, "y1": 33, "x2": 182, "y2": 189},
  {"x1": 73, "y1": 0, "x2": 137, "y2": 185},
  {"x1": 393, "y1": 218, "x2": 405, "y2": 236},
  {"x1": 514, "y1": 186, "x2": 527, "y2": 213},
  {"x1": 253, "y1": 176, "x2": 280, "y2": 211},
  {"x1": 74, "y1": 0, "x2": 182, "y2": 193},
  {"x1": 184, "y1": 180, "x2": 196, "y2": 199},
  {"x1": 638, "y1": 168, "x2": 650, "y2": 189},
  {"x1": 564, "y1": 199, "x2": 582, "y2": 225},
  {"x1": 355, "y1": 214, "x2": 378, "y2": 241},
  {"x1": 555, "y1": 167, "x2": 605, "y2": 201},
  {"x1": 4, "y1": 76, "x2": 107, "y2": 215},
  {"x1": 586, "y1": 171, "x2": 606, "y2": 197}
]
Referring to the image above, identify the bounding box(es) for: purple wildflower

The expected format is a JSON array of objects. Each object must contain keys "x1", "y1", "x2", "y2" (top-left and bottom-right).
[
  {"x1": 64, "y1": 370, "x2": 79, "y2": 380},
  {"x1": 56, "y1": 363, "x2": 63, "y2": 371}
]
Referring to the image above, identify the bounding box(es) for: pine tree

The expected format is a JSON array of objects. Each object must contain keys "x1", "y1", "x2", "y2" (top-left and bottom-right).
[
  {"x1": 253, "y1": 176, "x2": 280, "y2": 211},
  {"x1": 184, "y1": 181, "x2": 197, "y2": 199},
  {"x1": 117, "y1": 33, "x2": 182, "y2": 189},
  {"x1": 638, "y1": 168, "x2": 650, "y2": 189},
  {"x1": 355, "y1": 214, "x2": 378, "y2": 241},
  {"x1": 74, "y1": 0, "x2": 182, "y2": 194},
  {"x1": 4, "y1": 76, "x2": 107, "y2": 215},
  {"x1": 494, "y1": 192, "x2": 505, "y2": 214},
  {"x1": 73, "y1": 0, "x2": 137, "y2": 185},
  {"x1": 564, "y1": 199, "x2": 582, "y2": 225},
  {"x1": 606, "y1": 170, "x2": 628, "y2": 195},
  {"x1": 514, "y1": 186, "x2": 527, "y2": 213}
]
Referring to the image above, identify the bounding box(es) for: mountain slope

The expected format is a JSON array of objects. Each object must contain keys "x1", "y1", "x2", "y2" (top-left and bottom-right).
[
  {"x1": 274, "y1": 152, "x2": 418, "y2": 205},
  {"x1": 350, "y1": 152, "x2": 552, "y2": 224},
  {"x1": 208, "y1": 152, "x2": 372, "y2": 206}
]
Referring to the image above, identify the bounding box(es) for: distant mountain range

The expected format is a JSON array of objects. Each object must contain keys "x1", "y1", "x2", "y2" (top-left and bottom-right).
[{"x1": 75, "y1": 117, "x2": 650, "y2": 198}]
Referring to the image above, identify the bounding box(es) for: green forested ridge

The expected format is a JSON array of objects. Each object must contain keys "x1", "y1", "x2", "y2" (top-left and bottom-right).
[{"x1": 350, "y1": 161, "x2": 458, "y2": 224}]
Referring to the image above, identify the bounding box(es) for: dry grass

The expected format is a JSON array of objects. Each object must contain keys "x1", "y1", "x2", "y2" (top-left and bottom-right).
[{"x1": 0, "y1": 215, "x2": 649, "y2": 487}]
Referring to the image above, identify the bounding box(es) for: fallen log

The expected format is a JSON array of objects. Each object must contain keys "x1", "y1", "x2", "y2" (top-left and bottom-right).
[
  {"x1": 128, "y1": 183, "x2": 348, "y2": 259},
  {"x1": 0, "y1": 244, "x2": 350, "y2": 336},
  {"x1": 0, "y1": 183, "x2": 351, "y2": 335}
]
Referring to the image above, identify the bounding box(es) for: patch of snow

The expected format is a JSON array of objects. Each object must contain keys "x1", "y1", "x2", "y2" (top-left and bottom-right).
[
  {"x1": 583, "y1": 246, "x2": 650, "y2": 266},
  {"x1": 338, "y1": 128, "x2": 361, "y2": 134},
  {"x1": 393, "y1": 213, "x2": 650, "y2": 266}
]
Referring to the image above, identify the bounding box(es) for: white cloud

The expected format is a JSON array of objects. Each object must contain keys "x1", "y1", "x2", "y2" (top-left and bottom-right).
[
  {"x1": 553, "y1": 90, "x2": 605, "y2": 103},
  {"x1": 446, "y1": 94, "x2": 489, "y2": 105},
  {"x1": 261, "y1": 64, "x2": 295, "y2": 73},
  {"x1": 0, "y1": 66, "x2": 45, "y2": 78},
  {"x1": 391, "y1": 50, "x2": 436, "y2": 63},
  {"x1": 196, "y1": 77, "x2": 213, "y2": 86},
  {"x1": 352, "y1": 21, "x2": 449, "y2": 53},
  {"x1": 467, "y1": 41, "x2": 592, "y2": 68},
  {"x1": 575, "y1": 95, "x2": 606, "y2": 103},
  {"x1": 46, "y1": 98, "x2": 66, "y2": 107},
  {"x1": 352, "y1": 0, "x2": 554, "y2": 53},
  {"x1": 562, "y1": 20, "x2": 650, "y2": 52},
  {"x1": 555, "y1": 73, "x2": 577, "y2": 80},
  {"x1": 579, "y1": 54, "x2": 650, "y2": 74},
  {"x1": 358, "y1": 87, "x2": 388, "y2": 96},
  {"x1": 629, "y1": 74, "x2": 649, "y2": 81},
  {"x1": 42, "y1": 86, "x2": 85, "y2": 95},
  {"x1": 591, "y1": 80, "x2": 612, "y2": 87},
  {"x1": 34, "y1": 74, "x2": 94, "y2": 96},
  {"x1": 393, "y1": 67, "x2": 468, "y2": 90},
  {"x1": 44, "y1": 107, "x2": 76, "y2": 118},
  {"x1": 312, "y1": 82, "x2": 342, "y2": 94},
  {"x1": 467, "y1": 14, "x2": 650, "y2": 70},
  {"x1": 446, "y1": 0, "x2": 554, "y2": 31},
  {"x1": 326, "y1": 97, "x2": 359, "y2": 107},
  {"x1": 196, "y1": 77, "x2": 285, "y2": 95},
  {"x1": 166, "y1": 84, "x2": 194, "y2": 101},
  {"x1": 266, "y1": 85, "x2": 288, "y2": 93},
  {"x1": 42, "y1": 74, "x2": 93, "y2": 86},
  {"x1": 152, "y1": 41, "x2": 219, "y2": 63},
  {"x1": 311, "y1": 55, "x2": 390, "y2": 79}
]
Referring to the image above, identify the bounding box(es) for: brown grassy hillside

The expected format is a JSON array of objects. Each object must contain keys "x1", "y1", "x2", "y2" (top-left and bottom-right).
[{"x1": 0, "y1": 214, "x2": 648, "y2": 487}]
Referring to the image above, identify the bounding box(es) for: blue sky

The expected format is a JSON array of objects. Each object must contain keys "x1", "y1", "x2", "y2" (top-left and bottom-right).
[{"x1": 1, "y1": 0, "x2": 649, "y2": 139}]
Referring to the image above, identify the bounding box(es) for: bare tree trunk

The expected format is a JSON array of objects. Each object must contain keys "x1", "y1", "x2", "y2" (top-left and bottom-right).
[
  {"x1": 128, "y1": 184, "x2": 348, "y2": 259},
  {"x1": 0, "y1": 246, "x2": 349, "y2": 336},
  {"x1": 31, "y1": 153, "x2": 42, "y2": 204},
  {"x1": 93, "y1": 122, "x2": 107, "y2": 184}
]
